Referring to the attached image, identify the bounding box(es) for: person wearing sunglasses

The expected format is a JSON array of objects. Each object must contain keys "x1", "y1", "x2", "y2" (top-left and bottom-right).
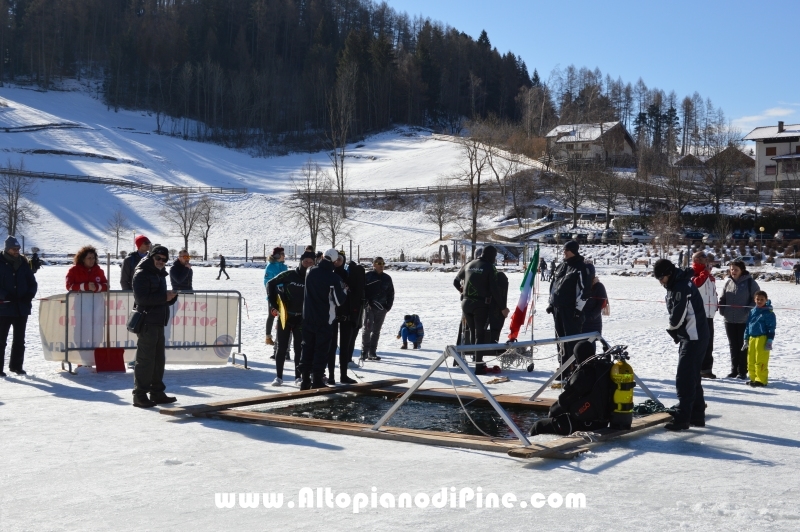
[
  {"x1": 0, "y1": 236, "x2": 37, "y2": 376},
  {"x1": 131, "y1": 245, "x2": 179, "y2": 408},
  {"x1": 360, "y1": 256, "x2": 394, "y2": 362}
]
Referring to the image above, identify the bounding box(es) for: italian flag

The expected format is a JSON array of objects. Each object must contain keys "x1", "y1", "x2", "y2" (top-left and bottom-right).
[{"x1": 508, "y1": 245, "x2": 539, "y2": 340}]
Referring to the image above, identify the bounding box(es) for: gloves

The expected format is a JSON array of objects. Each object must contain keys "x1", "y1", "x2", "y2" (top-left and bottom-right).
[
  {"x1": 545, "y1": 306, "x2": 553, "y2": 314},
  {"x1": 741, "y1": 340, "x2": 748, "y2": 352},
  {"x1": 765, "y1": 341, "x2": 772, "y2": 352},
  {"x1": 666, "y1": 329, "x2": 679, "y2": 344}
]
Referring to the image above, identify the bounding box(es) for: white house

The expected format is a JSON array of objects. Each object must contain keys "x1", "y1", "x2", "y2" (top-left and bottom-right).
[
  {"x1": 743, "y1": 121, "x2": 800, "y2": 186},
  {"x1": 545, "y1": 121, "x2": 636, "y2": 165}
]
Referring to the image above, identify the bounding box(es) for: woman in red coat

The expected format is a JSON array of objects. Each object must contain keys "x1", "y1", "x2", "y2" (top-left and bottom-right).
[{"x1": 66, "y1": 246, "x2": 108, "y2": 292}]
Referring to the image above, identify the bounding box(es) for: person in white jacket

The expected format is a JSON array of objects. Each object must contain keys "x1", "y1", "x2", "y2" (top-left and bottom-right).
[{"x1": 691, "y1": 252, "x2": 718, "y2": 379}]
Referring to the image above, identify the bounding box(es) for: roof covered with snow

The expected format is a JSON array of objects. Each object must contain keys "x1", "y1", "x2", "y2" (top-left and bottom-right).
[
  {"x1": 545, "y1": 121, "x2": 621, "y2": 143},
  {"x1": 744, "y1": 124, "x2": 800, "y2": 140}
]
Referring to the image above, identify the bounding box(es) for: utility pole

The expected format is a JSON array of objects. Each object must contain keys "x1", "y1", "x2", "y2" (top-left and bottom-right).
[{"x1": 245, "y1": 239, "x2": 248, "y2": 262}]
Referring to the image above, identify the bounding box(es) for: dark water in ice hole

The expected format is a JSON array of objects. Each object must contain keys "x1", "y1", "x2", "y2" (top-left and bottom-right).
[{"x1": 251, "y1": 394, "x2": 545, "y2": 439}]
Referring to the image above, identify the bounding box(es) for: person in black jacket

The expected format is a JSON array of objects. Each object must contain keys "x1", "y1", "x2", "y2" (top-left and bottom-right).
[
  {"x1": 529, "y1": 341, "x2": 612, "y2": 435},
  {"x1": 653, "y1": 259, "x2": 708, "y2": 431},
  {"x1": 581, "y1": 263, "x2": 607, "y2": 338},
  {"x1": 216, "y1": 254, "x2": 229, "y2": 280},
  {"x1": 455, "y1": 245, "x2": 503, "y2": 374},
  {"x1": 341, "y1": 259, "x2": 366, "y2": 379},
  {"x1": 268, "y1": 251, "x2": 316, "y2": 386},
  {"x1": 169, "y1": 250, "x2": 193, "y2": 291},
  {"x1": 360, "y1": 256, "x2": 394, "y2": 361},
  {"x1": 546, "y1": 241, "x2": 592, "y2": 379},
  {"x1": 300, "y1": 249, "x2": 347, "y2": 389},
  {"x1": 131, "y1": 245, "x2": 178, "y2": 408},
  {"x1": 120, "y1": 235, "x2": 151, "y2": 290},
  {"x1": 325, "y1": 251, "x2": 351, "y2": 385},
  {"x1": 0, "y1": 236, "x2": 37, "y2": 376}
]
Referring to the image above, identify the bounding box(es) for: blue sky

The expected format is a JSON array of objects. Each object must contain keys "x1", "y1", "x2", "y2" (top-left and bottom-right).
[{"x1": 387, "y1": 0, "x2": 800, "y2": 135}]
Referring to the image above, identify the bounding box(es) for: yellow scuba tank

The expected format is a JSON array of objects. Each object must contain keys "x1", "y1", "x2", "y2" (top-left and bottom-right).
[{"x1": 609, "y1": 355, "x2": 635, "y2": 430}]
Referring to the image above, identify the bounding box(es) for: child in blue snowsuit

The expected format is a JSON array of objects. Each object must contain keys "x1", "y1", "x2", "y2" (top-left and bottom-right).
[
  {"x1": 744, "y1": 290, "x2": 776, "y2": 387},
  {"x1": 397, "y1": 314, "x2": 424, "y2": 349}
]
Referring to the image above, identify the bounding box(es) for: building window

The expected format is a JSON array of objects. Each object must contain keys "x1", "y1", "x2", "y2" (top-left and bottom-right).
[
  {"x1": 765, "y1": 165, "x2": 777, "y2": 175},
  {"x1": 796, "y1": 146, "x2": 800, "y2": 154},
  {"x1": 765, "y1": 147, "x2": 776, "y2": 156},
  {"x1": 565, "y1": 144, "x2": 574, "y2": 150}
]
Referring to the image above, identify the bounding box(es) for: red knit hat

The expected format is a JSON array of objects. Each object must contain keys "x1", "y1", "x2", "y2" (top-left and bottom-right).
[{"x1": 134, "y1": 235, "x2": 150, "y2": 248}]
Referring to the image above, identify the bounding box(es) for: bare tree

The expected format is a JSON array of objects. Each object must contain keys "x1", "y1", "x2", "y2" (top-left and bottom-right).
[
  {"x1": 593, "y1": 166, "x2": 624, "y2": 228},
  {"x1": 507, "y1": 169, "x2": 539, "y2": 229},
  {"x1": 326, "y1": 61, "x2": 358, "y2": 218},
  {"x1": 453, "y1": 134, "x2": 490, "y2": 259},
  {"x1": 321, "y1": 199, "x2": 348, "y2": 248},
  {"x1": 698, "y1": 124, "x2": 744, "y2": 215},
  {"x1": 553, "y1": 162, "x2": 592, "y2": 228},
  {"x1": 0, "y1": 160, "x2": 37, "y2": 236},
  {"x1": 162, "y1": 192, "x2": 203, "y2": 252},
  {"x1": 423, "y1": 179, "x2": 459, "y2": 240},
  {"x1": 290, "y1": 160, "x2": 331, "y2": 250},
  {"x1": 106, "y1": 208, "x2": 129, "y2": 257},
  {"x1": 663, "y1": 164, "x2": 695, "y2": 216},
  {"x1": 197, "y1": 196, "x2": 223, "y2": 261}
]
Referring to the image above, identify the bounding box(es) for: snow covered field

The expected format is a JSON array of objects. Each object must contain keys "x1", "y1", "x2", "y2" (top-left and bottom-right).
[{"x1": 2, "y1": 265, "x2": 800, "y2": 531}]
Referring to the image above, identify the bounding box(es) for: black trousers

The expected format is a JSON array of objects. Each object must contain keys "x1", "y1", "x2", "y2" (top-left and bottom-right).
[
  {"x1": 133, "y1": 324, "x2": 166, "y2": 396},
  {"x1": 701, "y1": 318, "x2": 715, "y2": 372},
  {"x1": 675, "y1": 337, "x2": 707, "y2": 424},
  {"x1": 266, "y1": 313, "x2": 275, "y2": 336},
  {"x1": 0, "y1": 315, "x2": 28, "y2": 372},
  {"x1": 217, "y1": 266, "x2": 229, "y2": 280},
  {"x1": 361, "y1": 306, "x2": 388, "y2": 358},
  {"x1": 552, "y1": 307, "x2": 583, "y2": 372},
  {"x1": 327, "y1": 319, "x2": 355, "y2": 378},
  {"x1": 462, "y1": 303, "x2": 490, "y2": 363},
  {"x1": 300, "y1": 324, "x2": 332, "y2": 378},
  {"x1": 275, "y1": 315, "x2": 302, "y2": 380},
  {"x1": 724, "y1": 322, "x2": 748, "y2": 376}
]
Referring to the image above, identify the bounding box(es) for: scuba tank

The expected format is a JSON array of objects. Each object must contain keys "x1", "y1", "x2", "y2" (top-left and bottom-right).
[{"x1": 608, "y1": 348, "x2": 635, "y2": 430}]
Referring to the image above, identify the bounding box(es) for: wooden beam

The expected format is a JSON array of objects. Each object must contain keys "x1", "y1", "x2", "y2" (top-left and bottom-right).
[
  {"x1": 158, "y1": 378, "x2": 408, "y2": 417},
  {"x1": 507, "y1": 412, "x2": 673, "y2": 459},
  {"x1": 206, "y1": 410, "x2": 519, "y2": 453}
]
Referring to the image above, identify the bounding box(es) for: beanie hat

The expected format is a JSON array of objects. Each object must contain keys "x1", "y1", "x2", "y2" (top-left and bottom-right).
[
  {"x1": 481, "y1": 245, "x2": 498, "y2": 263},
  {"x1": 653, "y1": 258, "x2": 676, "y2": 279},
  {"x1": 586, "y1": 263, "x2": 596, "y2": 278},
  {"x1": 574, "y1": 341, "x2": 596, "y2": 364},
  {"x1": 134, "y1": 235, "x2": 150, "y2": 249},
  {"x1": 300, "y1": 250, "x2": 316, "y2": 261},
  {"x1": 404, "y1": 314, "x2": 413, "y2": 322},
  {"x1": 149, "y1": 245, "x2": 169, "y2": 259},
  {"x1": 564, "y1": 240, "x2": 579, "y2": 255},
  {"x1": 4, "y1": 236, "x2": 20, "y2": 251},
  {"x1": 324, "y1": 248, "x2": 339, "y2": 262},
  {"x1": 272, "y1": 246, "x2": 284, "y2": 255}
]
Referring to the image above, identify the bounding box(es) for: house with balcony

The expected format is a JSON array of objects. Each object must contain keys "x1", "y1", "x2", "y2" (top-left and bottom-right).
[
  {"x1": 743, "y1": 121, "x2": 800, "y2": 187},
  {"x1": 544, "y1": 121, "x2": 636, "y2": 167}
]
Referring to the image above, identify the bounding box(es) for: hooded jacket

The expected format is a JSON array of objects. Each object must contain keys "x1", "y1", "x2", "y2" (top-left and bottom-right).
[
  {"x1": 268, "y1": 266, "x2": 308, "y2": 317},
  {"x1": 66, "y1": 263, "x2": 109, "y2": 292},
  {"x1": 691, "y1": 263, "x2": 718, "y2": 319},
  {"x1": 303, "y1": 259, "x2": 347, "y2": 326},
  {"x1": 744, "y1": 301, "x2": 776, "y2": 341},
  {"x1": 264, "y1": 257, "x2": 288, "y2": 296},
  {"x1": 581, "y1": 280, "x2": 607, "y2": 335},
  {"x1": 0, "y1": 253, "x2": 37, "y2": 317},
  {"x1": 398, "y1": 315, "x2": 425, "y2": 339},
  {"x1": 664, "y1": 267, "x2": 708, "y2": 342},
  {"x1": 719, "y1": 273, "x2": 759, "y2": 324},
  {"x1": 549, "y1": 254, "x2": 592, "y2": 311},
  {"x1": 169, "y1": 259, "x2": 193, "y2": 291},
  {"x1": 132, "y1": 255, "x2": 178, "y2": 325}
]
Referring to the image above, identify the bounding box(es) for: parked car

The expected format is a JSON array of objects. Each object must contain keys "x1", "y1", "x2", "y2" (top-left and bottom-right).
[
  {"x1": 774, "y1": 229, "x2": 800, "y2": 241},
  {"x1": 654, "y1": 232, "x2": 682, "y2": 245},
  {"x1": 587, "y1": 231, "x2": 604, "y2": 244},
  {"x1": 749, "y1": 232, "x2": 774, "y2": 244},
  {"x1": 555, "y1": 232, "x2": 573, "y2": 243},
  {"x1": 702, "y1": 233, "x2": 720, "y2": 245},
  {"x1": 537, "y1": 233, "x2": 556, "y2": 244},
  {"x1": 726, "y1": 230, "x2": 752, "y2": 243},
  {"x1": 735, "y1": 255, "x2": 756, "y2": 267},
  {"x1": 684, "y1": 231, "x2": 705, "y2": 244},
  {"x1": 579, "y1": 214, "x2": 595, "y2": 221},
  {"x1": 571, "y1": 233, "x2": 588, "y2": 244},
  {"x1": 622, "y1": 230, "x2": 653, "y2": 245},
  {"x1": 595, "y1": 213, "x2": 608, "y2": 222},
  {"x1": 601, "y1": 229, "x2": 620, "y2": 245}
]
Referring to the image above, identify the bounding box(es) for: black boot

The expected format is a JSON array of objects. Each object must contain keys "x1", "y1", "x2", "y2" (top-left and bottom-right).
[
  {"x1": 311, "y1": 374, "x2": 326, "y2": 389},
  {"x1": 400, "y1": 342, "x2": 408, "y2": 349},
  {"x1": 133, "y1": 394, "x2": 156, "y2": 408},
  {"x1": 300, "y1": 372, "x2": 312, "y2": 390},
  {"x1": 664, "y1": 420, "x2": 690, "y2": 431},
  {"x1": 340, "y1": 374, "x2": 357, "y2": 385},
  {"x1": 150, "y1": 391, "x2": 177, "y2": 404}
]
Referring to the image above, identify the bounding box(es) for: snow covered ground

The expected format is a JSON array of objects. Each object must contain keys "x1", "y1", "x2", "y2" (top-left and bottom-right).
[{"x1": 2, "y1": 265, "x2": 800, "y2": 531}]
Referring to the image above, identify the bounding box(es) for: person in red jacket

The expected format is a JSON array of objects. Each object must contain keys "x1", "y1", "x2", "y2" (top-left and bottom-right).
[{"x1": 66, "y1": 246, "x2": 108, "y2": 292}]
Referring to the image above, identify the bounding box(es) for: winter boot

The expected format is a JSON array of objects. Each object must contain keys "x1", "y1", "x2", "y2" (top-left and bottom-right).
[
  {"x1": 400, "y1": 342, "x2": 408, "y2": 349},
  {"x1": 664, "y1": 420, "x2": 690, "y2": 431},
  {"x1": 150, "y1": 392, "x2": 177, "y2": 404},
  {"x1": 474, "y1": 363, "x2": 488, "y2": 375},
  {"x1": 311, "y1": 373, "x2": 326, "y2": 389},
  {"x1": 133, "y1": 394, "x2": 157, "y2": 408},
  {"x1": 340, "y1": 374, "x2": 357, "y2": 385},
  {"x1": 413, "y1": 342, "x2": 421, "y2": 349},
  {"x1": 265, "y1": 335, "x2": 274, "y2": 345}
]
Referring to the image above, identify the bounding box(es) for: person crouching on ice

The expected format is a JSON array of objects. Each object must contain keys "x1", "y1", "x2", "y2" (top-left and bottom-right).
[
  {"x1": 397, "y1": 314, "x2": 424, "y2": 349},
  {"x1": 744, "y1": 291, "x2": 776, "y2": 388},
  {"x1": 529, "y1": 341, "x2": 612, "y2": 436}
]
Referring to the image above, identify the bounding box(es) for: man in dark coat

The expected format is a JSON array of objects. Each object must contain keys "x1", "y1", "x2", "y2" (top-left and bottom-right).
[
  {"x1": 341, "y1": 259, "x2": 366, "y2": 378},
  {"x1": 169, "y1": 250, "x2": 193, "y2": 291},
  {"x1": 216, "y1": 254, "x2": 230, "y2": 280},
  {"x1": 0, "y1": 236, "x2": 37, "y2": 376},
  {"x1": 325, "y1": 251, "x2": 351, "y2": 385},
  {"x1": 547, "y1": 241, "x2": 592, "y2": 379},
  {"x1": 360, "y1": 256, "x2": 394, "y2": 361},
  {"x1": 581, "y1": 263, "x2": 607, "y2": 338},
  {"x1": 120, "y1": 235, "x2": 151, "y2": 290},
  {"x1": 455, "y1": 245, "x2": 503, "y2": 374},
  {"x1": 268, "y1": 251, "x2": 315, "y2": 386},
  {"x1": 529, "y1": 341, "x2": 612, "y2": 435},
  {"x1": 300, "y1": 249, "x2": 347, "y2": 389},
  {"x1": 131, "y1": 245, "x2": 178, "y2": 408},
  {"x1": 653, "y1": 258, "x2": 708, "y2": 431}
]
